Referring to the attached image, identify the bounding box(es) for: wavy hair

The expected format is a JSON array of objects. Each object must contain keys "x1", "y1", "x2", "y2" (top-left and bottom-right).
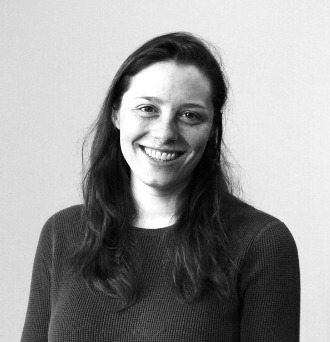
[{"x1": 69, "y1": 32, "x2": 243, "y2": 309}]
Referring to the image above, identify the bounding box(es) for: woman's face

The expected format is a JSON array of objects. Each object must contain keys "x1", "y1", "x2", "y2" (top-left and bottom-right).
[{"x1": 112, "y1": 61, "x2": 214, "y2": 193}]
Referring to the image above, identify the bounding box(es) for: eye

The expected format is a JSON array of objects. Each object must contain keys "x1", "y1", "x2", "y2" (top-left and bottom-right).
[
  {"x1": 139, "y1": 105, "x2": 157, "y2": 113},
  {"x1": 180, "y1": 111, "x2": 202, "y2": 125}
]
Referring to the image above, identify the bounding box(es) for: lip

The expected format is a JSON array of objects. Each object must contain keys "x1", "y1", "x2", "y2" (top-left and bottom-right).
[
  {"x1": 140, "y1": 145, "x2": 185, "y2": 154},
  {"x1": 139, "y1": 145, "x2": 184, "y2": 163}
]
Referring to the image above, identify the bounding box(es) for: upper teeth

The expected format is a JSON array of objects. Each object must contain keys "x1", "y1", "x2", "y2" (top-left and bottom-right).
[{"x1": 144, "y1": 147, "x2": 179, "y2": 161}]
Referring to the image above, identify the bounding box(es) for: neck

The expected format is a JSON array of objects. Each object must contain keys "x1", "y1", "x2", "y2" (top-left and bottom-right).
[{"x1": 131, "y1": 179, "x2": 187, "y2": 229}]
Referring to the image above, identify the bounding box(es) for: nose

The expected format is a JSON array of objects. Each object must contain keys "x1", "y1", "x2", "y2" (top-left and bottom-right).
[{"x1": 152, "y1": 114, "x2": 179, "y2": 143}]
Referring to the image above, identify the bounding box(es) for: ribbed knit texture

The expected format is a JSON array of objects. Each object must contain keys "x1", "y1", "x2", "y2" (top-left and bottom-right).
[{"x1": 21, "y1": 204, "x2": 300, "y2": 341}]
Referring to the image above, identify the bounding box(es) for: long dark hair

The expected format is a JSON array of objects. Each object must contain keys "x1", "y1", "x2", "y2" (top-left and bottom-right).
[{"x1": 69, "y1": 32, "x2": 242, "y2": 309}]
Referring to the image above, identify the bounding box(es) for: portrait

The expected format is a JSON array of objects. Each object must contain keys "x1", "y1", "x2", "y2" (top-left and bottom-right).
[{"x1": 2, "y1": 2, "x2": 329, "y2": 342}]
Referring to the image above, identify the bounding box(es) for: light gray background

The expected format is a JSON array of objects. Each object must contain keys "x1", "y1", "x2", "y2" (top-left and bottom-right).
[{"x1": 1, "y1": 1, "x2": 329, "y2": 341}]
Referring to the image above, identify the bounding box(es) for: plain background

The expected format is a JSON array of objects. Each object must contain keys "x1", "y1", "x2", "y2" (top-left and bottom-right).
[{"x1": 1, "y1": 1, "x2": 329, "y2": 341}]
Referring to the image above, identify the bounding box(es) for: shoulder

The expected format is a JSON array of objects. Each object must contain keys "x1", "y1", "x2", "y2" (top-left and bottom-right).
[
  {"x1": 228, "y1": 199, "x2": 293, "y2": 241},
  {"x1": 48, "y1": 204, "x2": 84, "y2": 224},
  {"x1": 227, "y1": 200, "x2": 299, "y2": 266},
  {"x1": 40, "y1": 204, "x2": 85, "y2": 248},
  {"x1": 44, "y1": 204, "x2": 84, "y2": 230},
  {"x1": 32, "y1": 205, "x2": 85, "y2": 274}
]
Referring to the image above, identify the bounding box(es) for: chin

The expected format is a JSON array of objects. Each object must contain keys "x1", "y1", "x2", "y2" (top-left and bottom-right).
[{"x1": 145, "y1": 179, "x2": 174, "y2": 190}]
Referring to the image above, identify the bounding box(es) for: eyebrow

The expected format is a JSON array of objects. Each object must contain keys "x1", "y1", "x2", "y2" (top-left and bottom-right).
[{"x1": 134, "y1": 96, "x2": 209, "y2": 110}]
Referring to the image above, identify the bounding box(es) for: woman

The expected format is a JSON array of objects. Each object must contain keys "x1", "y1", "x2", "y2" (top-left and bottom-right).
[{"x1": 21, "y1": 32, "x2": 300, "y2": 341}]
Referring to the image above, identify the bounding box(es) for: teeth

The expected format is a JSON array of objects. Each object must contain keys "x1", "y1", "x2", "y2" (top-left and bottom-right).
[{"x1": 143, "y1": 147, "x2": 180, "y2": 161}]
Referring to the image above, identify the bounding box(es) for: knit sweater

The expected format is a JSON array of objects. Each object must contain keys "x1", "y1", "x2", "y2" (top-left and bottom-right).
[{"x1": 21, "y1": 204, "x2": 300, "y2": 341}]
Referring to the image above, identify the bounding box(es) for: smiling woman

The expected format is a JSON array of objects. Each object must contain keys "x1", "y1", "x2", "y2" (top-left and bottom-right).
[
  {"x1": 21, "y1": 32, "x2": 300, "y2": 341},
  {"x1": 112, "y1": 61, "x2": 214, "y2": 207}
]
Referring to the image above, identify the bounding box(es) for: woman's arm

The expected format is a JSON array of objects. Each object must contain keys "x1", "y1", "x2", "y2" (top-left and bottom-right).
[
  {"x1": 21, "y1": 217, "x2": 54, "y2": 342},
  {"x1": 239, "y1": 221, "x2": 300, "y2": 341}
]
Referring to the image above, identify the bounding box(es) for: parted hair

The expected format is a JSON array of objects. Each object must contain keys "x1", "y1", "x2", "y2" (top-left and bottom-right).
[{"x1": 69, "y1": 32, "x2": 243, "y2": 309}]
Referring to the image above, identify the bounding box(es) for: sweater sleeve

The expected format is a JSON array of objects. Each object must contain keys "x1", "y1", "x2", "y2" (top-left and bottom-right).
[
  {"x1": 239, "y1": 221, "x2": 300, "y2": 341},
  {"x1": 21, "y1": 216, "x2": 54, "y2": 342}
]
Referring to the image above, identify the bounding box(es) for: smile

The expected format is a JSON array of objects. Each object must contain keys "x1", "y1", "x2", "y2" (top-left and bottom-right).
[{"x1": 142, "y1": 146, "x2": 182, "y2": 162}]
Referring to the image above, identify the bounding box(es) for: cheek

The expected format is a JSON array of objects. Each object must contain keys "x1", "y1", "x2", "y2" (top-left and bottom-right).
[
  {"x1": 187, "y1": 128, "x2": 212, "y2": 155},
  {"x1": 119, "y1": 116, "x2": 146, "y2": 153}
]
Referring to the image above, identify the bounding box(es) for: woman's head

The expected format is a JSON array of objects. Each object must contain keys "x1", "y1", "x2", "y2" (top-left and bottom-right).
[
  {"x1": 112, "y1": 60, "x2": 214, "y2": 192},
  {"x1": 91, "y1": 32, "x2": 228, "y2": 188}
]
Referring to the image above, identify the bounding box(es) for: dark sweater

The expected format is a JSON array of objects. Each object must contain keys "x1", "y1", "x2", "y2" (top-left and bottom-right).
[{"x1": 21, "y1": 204, "x2": 300, "y2": 341}]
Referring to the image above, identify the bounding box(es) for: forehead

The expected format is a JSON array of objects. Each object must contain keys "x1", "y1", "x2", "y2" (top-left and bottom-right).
[{"x1": 123, "y1": 61, "x2": 212, "y2": 104}]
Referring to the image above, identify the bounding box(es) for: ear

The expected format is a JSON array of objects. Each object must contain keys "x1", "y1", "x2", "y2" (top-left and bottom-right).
[{"x1": 112, "y1": 110, "x2": 120, "y2": 129}]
